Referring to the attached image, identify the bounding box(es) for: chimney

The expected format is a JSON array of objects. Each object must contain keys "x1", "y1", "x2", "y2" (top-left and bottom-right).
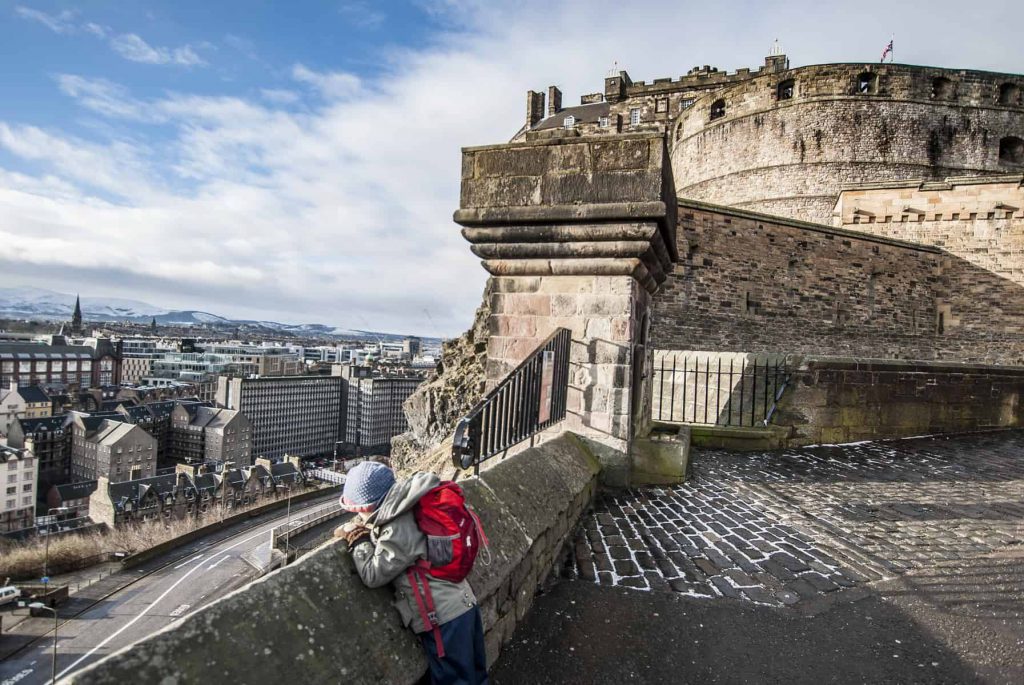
[
  {"x1": 548, "y1": 86, "x2": 562, "y2": 117},
  {"x1": 526, "y1": 90, "x2": 546, "y2": 128}
]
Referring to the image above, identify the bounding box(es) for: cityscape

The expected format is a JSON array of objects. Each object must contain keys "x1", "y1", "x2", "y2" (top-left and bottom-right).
[{"x1": 2, "y1": 1, "x2": 1024, "y2": 685}]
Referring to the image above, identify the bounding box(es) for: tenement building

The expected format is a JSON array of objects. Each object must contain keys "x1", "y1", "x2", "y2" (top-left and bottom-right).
[
  {"x1": 69, "y1": 415, "x2": 158, "y2": 482},
  {"x1": 215, "y1": 375, "x2": 343, "y2": 460},
  {"x1": 1, "y1": 445, "x2": 37, "y2": 533},
  {"x1": 169, "y1": 404, "x2": 253, "y2": 467}
]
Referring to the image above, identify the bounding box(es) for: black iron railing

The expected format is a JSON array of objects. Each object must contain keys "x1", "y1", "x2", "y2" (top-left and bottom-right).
[
  {"x1": 653, "y1": 354, "x2": 790, "y2": 427},
  {"x1": 452, "y1": 328, "x2": 572, "y2": 473}
]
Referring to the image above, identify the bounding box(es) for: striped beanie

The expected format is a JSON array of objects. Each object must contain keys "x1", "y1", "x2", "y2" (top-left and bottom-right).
[{"x1": 340, "y1": 461, "x2": 395, "y2": 513}]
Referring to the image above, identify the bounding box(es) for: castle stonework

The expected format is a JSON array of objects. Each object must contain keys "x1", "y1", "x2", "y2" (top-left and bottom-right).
[{"x1": 455, "y1": 133, "x2": 676, "y2": 484}]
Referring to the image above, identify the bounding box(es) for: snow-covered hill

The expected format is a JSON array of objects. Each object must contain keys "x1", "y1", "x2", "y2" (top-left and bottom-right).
[{"x1": 0, "y1": 286, "x2": 435, "y2": 342}]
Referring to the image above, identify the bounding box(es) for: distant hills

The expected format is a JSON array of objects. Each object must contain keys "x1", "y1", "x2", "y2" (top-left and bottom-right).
[{"x1": 0, "y1": 287, "x2": 437, "y2": 343}]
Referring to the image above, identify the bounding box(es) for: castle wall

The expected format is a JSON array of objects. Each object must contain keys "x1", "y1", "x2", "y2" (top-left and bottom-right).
[
  {"x1": 834, "y1": 176, "x2": 1024, "y2": 354},
  {"x1": 652, "y1": 200, "x2": 1024, "y2": 364},
  {"x1": 671, "y1": 64, "x2": 1024, "y2": 224}
]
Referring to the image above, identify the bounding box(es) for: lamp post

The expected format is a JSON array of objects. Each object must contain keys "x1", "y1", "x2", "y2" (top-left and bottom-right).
[
  {"x1": 281, "y1": 484, "x2": 293, "y2": 555},
  {"x1": 27, "y1": 602, "x2": 57, "y2": 684},
  {"x1": 41, "y1": 507, "x2": 69, "y2": 581}
]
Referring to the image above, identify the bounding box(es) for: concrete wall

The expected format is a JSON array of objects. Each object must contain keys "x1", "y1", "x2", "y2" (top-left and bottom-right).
[
  {"x1": 774, "y1": 358, "x2": 1024, "y2": 445},
  {"x1": 671, "y1": 63, "x2": 1024, "y2": 224},
  {"x1": 70, "y1": 433, "x2": 601, "y2": 685}
]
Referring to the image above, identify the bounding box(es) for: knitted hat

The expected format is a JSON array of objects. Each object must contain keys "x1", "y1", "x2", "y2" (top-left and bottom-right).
[{"x1": 340, "y1": 461, "x2": 395, "y2": 513}]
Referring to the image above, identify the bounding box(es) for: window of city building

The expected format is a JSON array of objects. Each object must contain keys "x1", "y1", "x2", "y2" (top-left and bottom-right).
[
  {"x1": 931, "y1": 77, "x2": 955, "y2": 100},
  {"x1": 999, "y1": 83, "x2": 1022, "y2": 106},
  {"x1": 857, "y1": 72, "x2": 878, "y2": 94},
  {"x1": 709, "y1": 99, "x2": 726, "y2": 120},
  {"x1": 1000, "y1": 136, "x2": 1024, "y2": 165},
  {"x1": 562, "y1": 115, "x2": 575, "y2": 129},
  {"x1": 680, "y1": 98, "x2": 695, "y2": 110},
  {"x1": 68, "y1": 360, "x2": 78, "y2": 371},
  {"x1": 1, "y1": 362, "x2": 12, "y2": 373},
  {"x1": 6, "y1": 486, "x2": 14, "y2": 495},
  {"x1": 19, "y1": 361, "x2": 30, "y2": 374},
  {"x1": 598, "y1": 116, "x2": 610, "y2": 128},
  {"x1": 777, "y1": 79, "x2": 795, "y2": 100},
  {"x1": 629, "y1": 108, "x2": 641, "y2": 126},
  {"x1": 34, "y1": 361, "x2": 46, "y2": 372},
  {"x1": 655, "y1": 98, "x2": 669, "y2": 113},
  {"x1": 82, "y1": 360, "x2": 92, "y2": 371},
  {"x1": 5, "y1": 499, "x2": 14, "y2": 510},
  {"x1": 52, "y1": 361, "x2": 63, "y2": 372}
]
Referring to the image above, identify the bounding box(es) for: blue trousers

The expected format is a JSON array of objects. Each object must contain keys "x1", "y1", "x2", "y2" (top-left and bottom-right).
[{"x1": 418, "y1": 605, "x2": 489, "y2": 685}]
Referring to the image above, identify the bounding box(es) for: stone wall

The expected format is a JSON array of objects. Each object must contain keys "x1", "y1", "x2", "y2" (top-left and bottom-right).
[
  {"x1": 70, "y1": 433, "x2": 601, "y2": 685},
  {"x1": 652, "y1": 200, "x2": 945, "y2": 359},
  {"x1": 833, "y1": 176, "x2": 1024, "y2": 356},
  {"x1": 653, "y1": 200, "x2": 1024, "y2": 364},
  {"x1": 774, "y1": 358, "x2": 1024, "y2": 445},
  {"x1": 671, "y1": 63, "x2": 1024, "y2": 224}
]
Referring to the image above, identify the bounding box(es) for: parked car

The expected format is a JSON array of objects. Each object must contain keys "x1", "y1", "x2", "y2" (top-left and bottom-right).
[{"x1": 0, "y1": 586, "x2": 22, "y2": 607}]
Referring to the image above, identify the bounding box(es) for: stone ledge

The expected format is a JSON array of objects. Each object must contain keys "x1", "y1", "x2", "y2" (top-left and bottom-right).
[{"x1": 70, "y1": 432, "x2": 602, "y2": 684}]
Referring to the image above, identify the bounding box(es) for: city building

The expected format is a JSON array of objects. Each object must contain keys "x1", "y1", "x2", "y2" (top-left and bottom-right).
[
  {"x1": 69, "y1": 416, "x2": 158, "y2": 482},
  {"x1": 0, "y1": 337, "x2": 121, "y2": 390},
  {"x1": 169, "y1": 404, "x2": 253, "y2": 467},
  {"x1": 87, "y1": 456, "x2": 303, "y2": 527},
  {"x1": 335, "y1": 365, "x2": 422, "y2": 456},
  {"x1": 0, "y1": 381, "x2": 53, "y2": 437},
  {"x1": 216, "y1": 375, "x2": 343, "y2": 460},
  {"x1": 1, "y1": 445, "x2": 37, "y2": 533},
  {"x1": 45, "y1": 479, "x2": 97, "y2": 518},
  {"x1": 6, "y1": 415, "x2": 70, "y2": 488}
]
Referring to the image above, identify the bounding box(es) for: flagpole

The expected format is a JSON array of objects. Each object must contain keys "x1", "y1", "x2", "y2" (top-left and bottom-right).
[{"x1": 890, "y1": 34, "x2": 894, "y2": 64}]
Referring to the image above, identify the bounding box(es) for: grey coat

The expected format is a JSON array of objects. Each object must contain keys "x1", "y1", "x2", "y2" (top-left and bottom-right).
[{"x1": 350, "y1": 472, "x2": 477, "y2": 633}]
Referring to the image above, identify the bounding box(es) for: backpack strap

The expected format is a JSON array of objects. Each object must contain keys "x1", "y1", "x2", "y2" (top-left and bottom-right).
[
  {"x1": 466, "y1": 504, "x2": 492, "y2": 566},
  {"x1": 407, "y1": 563, "x2": 445, "y2": 659}
]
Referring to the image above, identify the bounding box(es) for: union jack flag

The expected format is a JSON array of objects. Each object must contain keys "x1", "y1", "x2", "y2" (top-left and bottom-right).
[{"x1": 881, "y1": 39, "x2": 894, "y2": 63}]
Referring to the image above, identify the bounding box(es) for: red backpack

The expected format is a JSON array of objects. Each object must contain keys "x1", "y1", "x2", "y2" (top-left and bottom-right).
[{"x1": 406, "y1": 481, "x2": 489, "y2": 658}]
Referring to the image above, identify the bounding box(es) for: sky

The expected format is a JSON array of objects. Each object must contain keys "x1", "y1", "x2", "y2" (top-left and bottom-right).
[{"x1": 1, "y1": 1, "x2": 1023, "y2": 337}]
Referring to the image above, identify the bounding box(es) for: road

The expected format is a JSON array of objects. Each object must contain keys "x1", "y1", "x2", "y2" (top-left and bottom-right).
[{"x1": 0, "y1": 493, "x2": 341, "y2": 685}]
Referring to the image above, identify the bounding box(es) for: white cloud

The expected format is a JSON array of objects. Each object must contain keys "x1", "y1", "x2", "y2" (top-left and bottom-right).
[
  {"x1": 4, "y1": 0, "x2": 1024, "y2": 334},
  {"x1": 260, "y1": 89, "x2": 301, "y2": 105},
  {"x1": 291, "y1": 64, "x2": 361, "y2": 100},
  {"x1": 14, "y1": 6, "x2": 77, "y2": 34},
  {"x1": 338, "y1": 1, "x2": 386, "y2": 29},
  {"x1": 109, "y1": 33, "x2": 206, "y2": 67},
  {"x1": 83, "y1": 22, "x2": 110, "y2": 38}
]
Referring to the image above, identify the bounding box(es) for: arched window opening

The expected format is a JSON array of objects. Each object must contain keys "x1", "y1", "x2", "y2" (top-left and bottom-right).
[
  {"x1": 709, "y1": 99, "x2": 726, "y2": 120},
  {"x1": 777, "y1": 79, "x2": 795, "y2": 101},
  {"x1": 931, "y1": 77, "x2": 955, "y2": 100},
  {"x1": 999, "y1": 136, "x2": 1024, "y2": 165},
  {"x1": 856, "y1": 72, "x2": 877, "y2": 95},
  {"x1": 999, "y1": 83, "x2": 1021, "y2": 106}
]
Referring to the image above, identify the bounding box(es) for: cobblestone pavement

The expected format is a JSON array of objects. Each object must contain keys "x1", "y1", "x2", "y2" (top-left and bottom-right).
[{"x1": 571, "y1": 431, "x2": 1024, "y2": 606}]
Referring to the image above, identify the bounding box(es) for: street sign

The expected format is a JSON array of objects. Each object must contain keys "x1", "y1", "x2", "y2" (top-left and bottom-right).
[{"x1": 41, "y1": 576, "x2": 49, "y2": 585}]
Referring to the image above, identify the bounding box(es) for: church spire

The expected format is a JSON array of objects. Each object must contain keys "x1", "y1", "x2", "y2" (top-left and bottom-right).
[{"x1": 72, "y1": 294, "x2": 82, "y2": 334}]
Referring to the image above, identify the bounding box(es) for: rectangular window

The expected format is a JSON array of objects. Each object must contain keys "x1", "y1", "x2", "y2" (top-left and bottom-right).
[
  {"x1": 598, "y1": 116, "x2": 610, "y2": 128},
  {"x1": 22, "y1": 484, "x2": 31, "y2": 492},
  {"x1": 1, "y1": 361, "x2": 12, "y2": 373},
  {"x1": 23, "y1": 496, "x2": 32, "y2": 505},
  {"x1": 52, "y1": 361, "x2": 63, "y2": 372},
  {"x1": 34, "y1": 361, "x2": 46, "y2": 372},
  {"x1": 19, "y1": 362, "x2": 30, "y2": 373},
  {"x1": 629, "y1": 108, "x2": 640, "y2": 126},
  {"x1": 6, "y1": 487, "x2": 14, "y2": 495},
  {"x1": 680, "y1": 98, "x2": 695, "y2": 110},
  {"x1": 655, "y1": 98, "x2": 668, "y2": 113},
  {"x1": 68, "y1": 360, "x2": 78, "y2": 371}
]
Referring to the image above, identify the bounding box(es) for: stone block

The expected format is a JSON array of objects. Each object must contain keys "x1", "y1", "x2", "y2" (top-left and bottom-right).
[
  {"x1": 474, "y1": 147, "x2": 551, "y2": 179},
  {"x1": 462, "y1": 479, "x2": 531, "y2": 601},
  {"x1": 71, "y1": 541, "x2": 426, "y2": 685},
  {"x1": 537, "y1": 276, "x2": 596, "y2": 294},
  {"x1": 578, "y1": 294, "x2": 632, "y2": 317},
  {"x1": 592, "y1": 138, "x2": 650, "y2": 171},
  {"x1": 503, "y1": 293, "x2": 551, "y2": 316},
  {"x1": 462, "y1": 176, "x2": 541, "y2": 208}
]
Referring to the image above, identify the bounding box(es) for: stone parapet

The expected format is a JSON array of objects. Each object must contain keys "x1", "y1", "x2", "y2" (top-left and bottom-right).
[{"x1": 69, "y1": 433, "x2": 601, "y2": 685}]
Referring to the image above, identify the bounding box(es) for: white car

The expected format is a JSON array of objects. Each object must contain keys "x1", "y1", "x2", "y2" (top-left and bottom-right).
[{"x1": 0, "y1": 586, "x2": 22, "y2": 607}]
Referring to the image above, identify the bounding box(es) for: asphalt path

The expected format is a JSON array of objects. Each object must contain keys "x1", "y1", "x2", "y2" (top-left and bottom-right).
[{"x1": 0, "y1": 492, "x2": 341, "y2": 685}]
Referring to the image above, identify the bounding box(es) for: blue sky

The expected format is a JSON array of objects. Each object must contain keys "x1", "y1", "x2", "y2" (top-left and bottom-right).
[{"x1": 1, "y1": 1, "x2": 1023, "y2": 336}]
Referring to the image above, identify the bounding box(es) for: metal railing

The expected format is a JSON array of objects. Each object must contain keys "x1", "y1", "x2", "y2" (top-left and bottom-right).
[
  {"x1": 452, "y1": 328, "x2": 572, "y2": 473},
  {"x1": 653, "y1": 353, "x2": 790, "y2": 427}
]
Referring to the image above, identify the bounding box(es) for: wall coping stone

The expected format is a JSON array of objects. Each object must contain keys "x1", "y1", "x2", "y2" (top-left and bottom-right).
[
  {"x1": 677, "y1": 198, "x2": 943, "y2": 253},
  {"x1": 801, "y1": 356, "x2": 1024, "y2": 375},
  {"x1": 69, "y1": 433, "x2": 601, "y2": 685}
]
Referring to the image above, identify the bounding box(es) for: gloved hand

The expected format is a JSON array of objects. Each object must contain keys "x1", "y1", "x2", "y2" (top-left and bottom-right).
[{"x1": 340, "y1": 522, "x2": 371, "y2": 550}]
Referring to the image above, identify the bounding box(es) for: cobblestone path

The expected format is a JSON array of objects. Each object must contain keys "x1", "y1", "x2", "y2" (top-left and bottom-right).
[{"x1": 571, "y1": 432, "x2": 1024, "y2": 606}]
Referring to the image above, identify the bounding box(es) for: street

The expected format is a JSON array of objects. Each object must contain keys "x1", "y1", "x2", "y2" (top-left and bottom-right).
[{"x1": 0, "y1": 493, "x2": 340, "y2": 685}]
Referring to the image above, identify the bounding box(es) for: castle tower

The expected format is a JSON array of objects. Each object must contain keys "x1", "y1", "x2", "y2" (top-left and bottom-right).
[{"x1": 71, "y1": 295, "x2": 83, "y2": 335}]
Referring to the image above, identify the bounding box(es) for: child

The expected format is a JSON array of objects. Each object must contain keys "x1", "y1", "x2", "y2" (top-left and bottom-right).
[{"x1": 336, "y1": 461, "x2": 488, "y2": 685}]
